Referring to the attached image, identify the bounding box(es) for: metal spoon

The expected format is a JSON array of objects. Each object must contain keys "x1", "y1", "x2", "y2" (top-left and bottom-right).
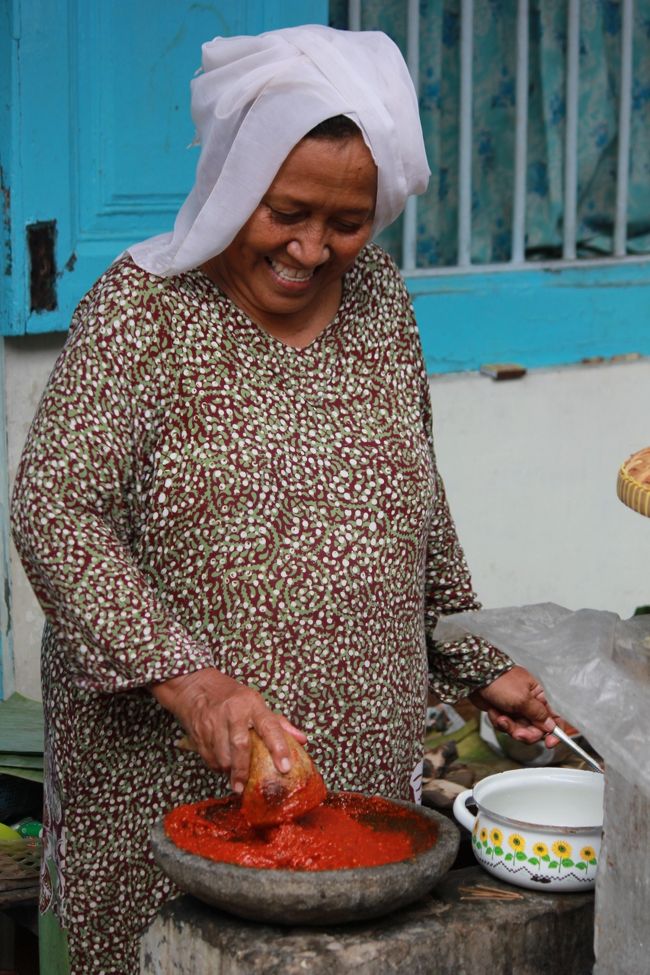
[{"x1": 550, "y1": 724, "x2": 603, "y2": 773}]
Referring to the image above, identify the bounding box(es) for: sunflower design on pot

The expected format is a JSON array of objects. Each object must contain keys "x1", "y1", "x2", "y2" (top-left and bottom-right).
[
  {"x1": 552, "y1": 839, "x2": 572, "y2": 860},
  {"x1": 454, "y1": 768, "x2": 604, "y2": 892},
  {"x1": 503, "y1": 832, "x2": 527, "y2": 867},
  {"x1": 508, "y1": 833, "x2": 525, "y2": 853},
  {"x1": 575, "y1": 845, "x2": 598, "y2": 877}
]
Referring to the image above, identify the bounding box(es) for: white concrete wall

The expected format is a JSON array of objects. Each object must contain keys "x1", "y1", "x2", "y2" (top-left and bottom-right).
[
  {"x1": 429, "y1": 359, "x2": 650, "y2": 618},
  {"x1": 4, "y1": 337, "x2": 650, "y2": 700},
  {"x1": 5, "y1": 335, "x2": 65, "y2": 699}
]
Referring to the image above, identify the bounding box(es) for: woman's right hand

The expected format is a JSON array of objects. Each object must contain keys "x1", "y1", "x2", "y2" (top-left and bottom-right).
[{"x1": 151, "y1": 668, "x2": 306, "y2": 794}]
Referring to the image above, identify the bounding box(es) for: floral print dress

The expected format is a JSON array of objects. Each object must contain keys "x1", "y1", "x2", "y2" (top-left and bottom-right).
[{"x1": 11, "y1": 244, "x2": 510, "y2": 974}]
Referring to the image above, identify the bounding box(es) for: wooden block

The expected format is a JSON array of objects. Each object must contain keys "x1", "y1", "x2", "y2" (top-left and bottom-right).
[{"x1": 479, "y1": 363, "x2": 527, "y2": 381}]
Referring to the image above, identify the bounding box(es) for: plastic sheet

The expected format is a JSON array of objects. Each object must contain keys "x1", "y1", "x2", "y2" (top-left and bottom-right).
[{"x1": 434, "y1": 603, "x2": 650, "y2": 798}]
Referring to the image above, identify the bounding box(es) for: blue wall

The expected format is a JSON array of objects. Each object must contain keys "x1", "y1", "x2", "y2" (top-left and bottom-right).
[
  {"x1": 0, "y1": 0, "x2": 329, "y2": 339},
  {"x1": 408, "y1": 260, "x2": 650, "y2": 374}
]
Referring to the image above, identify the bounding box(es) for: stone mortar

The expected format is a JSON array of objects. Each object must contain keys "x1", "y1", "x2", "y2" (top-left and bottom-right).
[{"x1": 151, "y1": 798, "x2": 460, "y2": 925}]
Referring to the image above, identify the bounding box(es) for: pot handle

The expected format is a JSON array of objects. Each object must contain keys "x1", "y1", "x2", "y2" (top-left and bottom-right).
[{"x1": 452, "y1": 789, "x2": 476, "y2": 832}]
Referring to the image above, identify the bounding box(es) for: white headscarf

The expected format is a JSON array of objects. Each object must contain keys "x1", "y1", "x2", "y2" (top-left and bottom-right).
[{"x1": 128, "y1": 25, "x2": 430, "y2": 277}]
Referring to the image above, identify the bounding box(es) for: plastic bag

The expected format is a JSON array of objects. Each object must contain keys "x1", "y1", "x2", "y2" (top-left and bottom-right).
[{"x1": 434, "y1": 603, "x2": 650, "y2": 797}]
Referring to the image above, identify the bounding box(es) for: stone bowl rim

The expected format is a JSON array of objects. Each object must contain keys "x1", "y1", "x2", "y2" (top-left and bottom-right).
[{"x1": 152, "y1": 793, "x2": 458, "y2": 882}]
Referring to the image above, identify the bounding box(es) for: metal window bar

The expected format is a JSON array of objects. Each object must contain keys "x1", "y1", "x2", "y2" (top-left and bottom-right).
[
  {"x1": 401, "y1": 0, "x2": 420, "y2": 271},
  {"x1": 614, "y1": 0, "x2": 634, "y2": 257},
  {"x1": 350, "y1": 0, "x2": 640, "y2": 274},
  {"x1": 457, "y1": 0, "x2": 474, "y2": 267},
  {"x1": 511, "y1": 0, "x2": 530, "y2": 265},
  {"x1": 563, "y1": 0, "x2": 580, "y2": 261},
  {"x1": 348, "y1": 0, "x2": 361, "y2": 33}
]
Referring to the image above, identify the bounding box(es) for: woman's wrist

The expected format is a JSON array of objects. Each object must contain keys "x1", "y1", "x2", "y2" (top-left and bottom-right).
[{"x1": 150, "y1": 666, "x2": 230, "y2": 719}]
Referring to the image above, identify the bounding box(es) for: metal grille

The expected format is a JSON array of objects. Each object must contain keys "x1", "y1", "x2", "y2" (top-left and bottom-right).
[{"x1": 349, "y1": 0, "x2": 638, "y2": 274}]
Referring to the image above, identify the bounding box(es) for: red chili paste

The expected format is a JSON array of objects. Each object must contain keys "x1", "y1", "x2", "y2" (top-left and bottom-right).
[
  {"x1": 164, "y1": 792, "x2": 439, "y2": 871},
  {"x1": 241, "y1": 763, "x2": 327, "y2": 827}
]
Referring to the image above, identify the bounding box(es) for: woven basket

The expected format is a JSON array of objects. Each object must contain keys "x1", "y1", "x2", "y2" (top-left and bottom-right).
[
  {"x1": 0, "y1": 837, "x2": 41, "y2": 886},
  {"x1": 617, "y1": 449, "x2": 650, "y2": 518}
]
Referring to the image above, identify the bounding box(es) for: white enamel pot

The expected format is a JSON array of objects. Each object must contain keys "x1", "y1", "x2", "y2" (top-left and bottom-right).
[{"x1": 453, "y1": 767, "x2": 604, "y2": 891}]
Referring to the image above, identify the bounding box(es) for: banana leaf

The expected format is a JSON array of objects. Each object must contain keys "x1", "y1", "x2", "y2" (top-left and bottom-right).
[
  {"x1": 0, "y1": 753, "x2": 44, "y2": 769},
  {"x1": 0, "y1": 694, "x2": 44, "y2": 754}
]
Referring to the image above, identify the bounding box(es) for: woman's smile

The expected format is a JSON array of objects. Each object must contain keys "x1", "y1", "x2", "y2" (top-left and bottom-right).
[{"x1": 266, "y1": 257, "x2": 317, "y2": 286}]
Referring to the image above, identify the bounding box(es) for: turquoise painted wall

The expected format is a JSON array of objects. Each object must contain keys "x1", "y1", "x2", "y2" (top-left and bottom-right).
[
  {"x1": 408, "y1": 261, "x2": 650, "y2": 374},
  {"x1": 0, "y1": 0, "x2": 329, "y2": 338},
  {"x1": 3, "y1": 0, "x2": 648, "y2": 373}
]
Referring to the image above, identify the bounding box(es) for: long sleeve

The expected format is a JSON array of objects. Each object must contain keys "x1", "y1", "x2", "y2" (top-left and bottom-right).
[
  {"x1": 407, "y1": 311, "x2": 513, "y2": 700},
  {"x1": 11, "y1": 262, "x2": 215, "y2": 693}
]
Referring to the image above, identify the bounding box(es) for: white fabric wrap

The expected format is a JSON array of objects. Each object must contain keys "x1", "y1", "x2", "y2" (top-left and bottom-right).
[{"x1": 128, "y1": 25, "x2": 430, "y2": 276}]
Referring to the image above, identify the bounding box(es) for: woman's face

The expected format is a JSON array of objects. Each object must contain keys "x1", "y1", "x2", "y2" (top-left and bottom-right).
[{"x1": 203, "y1": 133, "x2": 377, "y2": 341}]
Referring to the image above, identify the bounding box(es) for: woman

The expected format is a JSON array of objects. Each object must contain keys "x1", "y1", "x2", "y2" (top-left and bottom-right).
[{"x1": 11, "y1": 25, "x2": 557, "y2": 975}]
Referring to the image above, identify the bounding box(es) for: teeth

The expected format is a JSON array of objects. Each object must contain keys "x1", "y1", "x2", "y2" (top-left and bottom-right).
[{"x1": 269, "y1": 259, "x2": 313, "y2": 282}]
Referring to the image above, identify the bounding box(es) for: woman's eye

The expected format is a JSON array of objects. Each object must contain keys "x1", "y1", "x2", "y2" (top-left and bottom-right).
[
  {"x1": 334, "y1": 221, "x2": 364, "y2": 234},
  {"x1": 268, "y1": 208, "x2": 303, "y2": 224}
]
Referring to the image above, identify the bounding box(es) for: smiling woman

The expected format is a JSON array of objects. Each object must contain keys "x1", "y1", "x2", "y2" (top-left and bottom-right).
[
  {"x1": 10, "y1": 23, "x2": 559, "y2": 975},
  {"x1": 201, "y1": 130, "x2": 378, "y2": 346}
]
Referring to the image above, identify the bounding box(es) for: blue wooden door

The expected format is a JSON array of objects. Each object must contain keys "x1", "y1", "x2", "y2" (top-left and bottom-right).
[{"x1": 0, "y1": 0, "x2": 328, "y2": 336}]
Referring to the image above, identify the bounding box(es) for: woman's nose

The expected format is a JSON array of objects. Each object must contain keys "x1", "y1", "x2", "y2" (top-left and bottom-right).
[{"x1": 286, "y1": 227, "x2": 330, "y2": 267}]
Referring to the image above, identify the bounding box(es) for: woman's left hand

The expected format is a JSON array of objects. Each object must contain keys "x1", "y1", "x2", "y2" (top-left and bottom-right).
[{"x1": 470, "y1": 665, "x2": 560, "y2": 747}]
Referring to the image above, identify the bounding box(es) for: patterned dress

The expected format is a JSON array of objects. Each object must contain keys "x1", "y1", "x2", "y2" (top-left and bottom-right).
[{"x1": 11, "y1": 244, "x2": 510, "y2": 974}]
